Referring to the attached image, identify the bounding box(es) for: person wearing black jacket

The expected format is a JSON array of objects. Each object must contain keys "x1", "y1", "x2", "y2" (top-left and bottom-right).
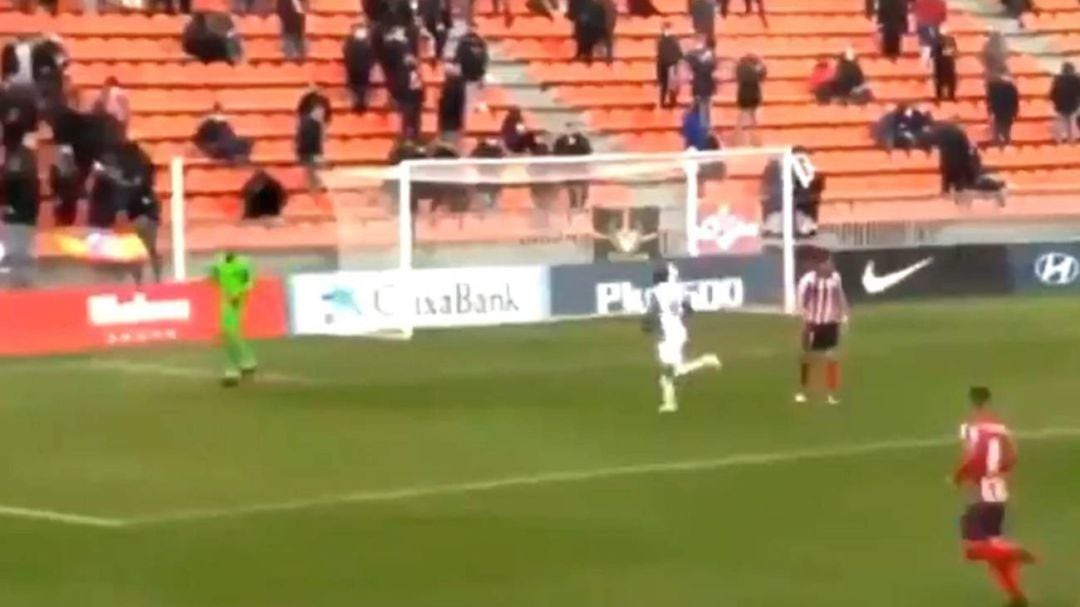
[
  {"x1": 931, "y1": 27, "x2": 958, "y2": 102},
  {"x1": 1050, "y1": 61, "x2": 1080, "y2": 143},
  {"x1": 471, "y1": 137, "x2": 504, "y2": 209},
  {"x1": 553, "y1": 126, "x2": 593, "y2": 209},
  {"x1": 455, "y1": 29, "x2": 488, "y2": 84},
  {"x1": 735, "y1": 53, "x2": 766, "y2": 145},
  {"x1": 277, "y1": 0, "x2": 307, "y2": 61},
  {"x1": 182, "y1": 12, "x2": 242, "y2": 65},
  {"x1": 242, "y1": 169, "x2": 287, "y2": 219},
  {"x1": 689, "y1": 0, "x2": 716, "y2": 48},
  {"x1": 875, "y1": 0, "x2": 907, "y2": 61},
  {"x1": 438, "y1": 63, "x2": 467, "y2": 144},
  {"x1": 50, "y1": 144, "x2": 82, "y2": 226},
  {"x1": 343, "y1": 25, "x2": 374, "y2": 112},
  {"x1": 1, "y1": 136, "x2": 40, "y2": 287},
  {"x1": 295, "y1": 103, "x2": 325, "y2": 192},
  {"x1": 88, "y1": 147, "x2": 127, "y2": 230},
  {"x1": 193, "y1": 103, "x2": 253, "y2": 163},
  {"x1": 500, "y1": 106, "x2": 529, "y2": 153},
  {"x1": 656, "y1": 22, "x2": 682, "y2": 108},
  {"x1": 685, "y1": 37, "x2": 717, "y2": 130},
  {"x1": 118, "y1": 141, "x2": 162, "y2": 284},
  {"x1": 933, "y1": 120, "x2": 975, "y2": 197},
  {"x1": 297, "y1": 84, "x2": 332, "y2": 126},
  {"x1": 418, "y1": 0, "x2": 451, "y2": 61},
  {"x1": 30, "y1": 35, "x2": 67, "y2": 110},
  {"x1": 0, "y1": 80, "x2": 39, "y2": 151},
  {"x1": 573, "y1": 0, "x2": 606, "y2": 64},
  {"x1": 987, "y1": 74, "x2": 1019, "y2": 148}
]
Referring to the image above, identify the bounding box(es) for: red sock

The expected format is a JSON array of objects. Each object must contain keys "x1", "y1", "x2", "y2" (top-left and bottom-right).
[
  {"x1": 826, "y1": 360, "x2": 839, "y2": 391},
  {"x1": 799, "y1": 362, "x2": 809, "y2": 389},
  {"x1": 988, "y1": 560, "x2": 1024, "y2": 601}
]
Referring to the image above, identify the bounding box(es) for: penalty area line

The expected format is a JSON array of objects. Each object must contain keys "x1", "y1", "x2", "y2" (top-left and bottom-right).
[{"x1": 123, "y1": 426, "x2": 1080, "y2": 528}]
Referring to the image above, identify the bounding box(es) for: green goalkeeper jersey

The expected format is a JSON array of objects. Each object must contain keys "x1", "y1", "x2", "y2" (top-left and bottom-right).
[{"x1": 210, "y1": 254, "x2": 254, "y2": 305}]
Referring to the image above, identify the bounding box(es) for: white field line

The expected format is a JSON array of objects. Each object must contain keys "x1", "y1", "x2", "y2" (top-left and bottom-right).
[
  {"x1": 0, "y1": 505, "x2": 125, "y2": 528},
  {"x1": 123, "y1": 426, "x2": 1080, "y2": 528}
]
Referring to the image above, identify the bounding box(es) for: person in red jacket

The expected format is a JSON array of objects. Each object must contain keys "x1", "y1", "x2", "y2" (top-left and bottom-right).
[
  {"x1": 952, "y1": 387, "x2": 1035, "y2": 607},
  {"x1": 913, "y1": 0, "x2": 947, "y2": 65}
]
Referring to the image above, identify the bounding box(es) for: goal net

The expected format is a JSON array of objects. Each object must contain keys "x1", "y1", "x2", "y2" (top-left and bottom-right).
[{"x1": 305, "y1": 148, "x2": 801, "y2": 338}]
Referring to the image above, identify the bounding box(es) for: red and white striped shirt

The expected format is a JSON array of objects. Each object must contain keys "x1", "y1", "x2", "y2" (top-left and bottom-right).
[
  {"x1": 955, "y1": 413, "x2": 1016, "y2": 503},
  {"x1": 797, "y1": 270, "x2": 847, "y2": 325}
]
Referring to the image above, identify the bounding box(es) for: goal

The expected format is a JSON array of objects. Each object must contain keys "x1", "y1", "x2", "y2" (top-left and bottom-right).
[{"x1": 173, "y1": 148, "x2": 804, "y2": 338}]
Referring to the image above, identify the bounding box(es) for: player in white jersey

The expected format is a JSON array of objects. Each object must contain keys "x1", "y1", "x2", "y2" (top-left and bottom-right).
[{"x1": 643, "y1": 263, "x2": 721, "y2": 413}]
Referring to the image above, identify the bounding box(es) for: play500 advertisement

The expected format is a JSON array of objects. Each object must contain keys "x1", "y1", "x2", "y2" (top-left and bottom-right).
[{"x1": 289, "y1": 266, "x2": 551, "y2": 334}]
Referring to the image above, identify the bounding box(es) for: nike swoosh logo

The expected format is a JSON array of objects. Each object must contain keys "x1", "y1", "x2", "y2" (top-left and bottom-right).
[{"x1": 861, "y1": 257, "x2": 934, "y2": 294}]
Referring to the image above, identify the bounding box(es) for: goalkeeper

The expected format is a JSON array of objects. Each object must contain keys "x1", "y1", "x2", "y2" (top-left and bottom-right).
[{"x1": 210, "y1": 250, "x2": 257, "y2": 386}]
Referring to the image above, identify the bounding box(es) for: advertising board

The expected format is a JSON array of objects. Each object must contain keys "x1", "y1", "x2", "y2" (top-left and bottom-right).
[
  {"x1": 1006, "y1": 242, "x2": 1080, "y2": 293},
  {"x1": 832, "y1": 245, "x2": 1012, "y2": 302}
]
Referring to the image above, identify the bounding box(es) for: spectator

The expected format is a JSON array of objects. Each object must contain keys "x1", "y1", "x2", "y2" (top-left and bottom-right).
[
  {"x1": 735, "y1": 53, "x2": 767, "y2": 145},
  {"x1": 182, "y1": 12, "x2": 243, "y2": 65},
  {"x1": 1050, "y1": 61, "x2": 1080, "y2": 143},
  {"x1": 689, "y1": 0, "x2": 716, "y2": 48},
  {"x1": 399, "y1": 55, "x2": 425, "y2": 139},
  {"x1": 500, "y1": 106, "x2": 529, "y2": 153},
  {"x1": 912, "y1": 0, "x2": 946, "y2": 66},
  {"x1": 553, "y1": 124, "x2": 593, "y2": 209},
  {"x1": 438, "y1": 63, "x2": 467, "y2": 145},
  {"x1": 193, "y1": 103, "x2": 253, "y2": 163},
  {"x1": 981, "y1": 28, "x2": 1010, "y2": 80},
  {"x1": 656, "y1": 22, "x2": 683, "y2": 108},
  {"x1": 1, "y1": 38, "x2": 34, "y2": 86},
  {"x1": 875, "y1": 0, "x2": 908, "y2": 61},
  {"x1": 933, "y1": 120, "x2": 974, "y2": 197},
  {"x1": 418, "y1": 0, "x2": 451, "y2": 60},
  {"x1": 87, "y1": 147, "x2": 126, "y2": 231},
  {"x1": 50, "y1": 144, "x2": 82, "y2": 226},
  {"x1": 297, "y1": 83, "x2": 332, "y2": 126},
  {"x1": 0, "y1": 79, "x2": 40, "y2": 151},
  {"x1": 455, "y1": 27, "x2": 489, "y2": 86},
  {"x1": 887, "y1": 103, "x2": 934, "y2": 154},
  {"x1": 720, "y1": 0, "x2": 765, "y2": 21},
  {"x1": 29, "y1": 35, "x2": 67, "y2": 109},
  {"x1": 931, "y1": 26, "x2": 958, "y2": 102},
  {"x1": 808, "y1": 58, "x2": 834, "y2": 104},
  {"x1": 681, "y1": 101, "x2": 708, "y2": 150},
  {"x1": 599, "y1": 0, "x2": 617, "y2": 63},
  {"x1": 343, "y1": 25, "x2": 373, "y2": 112},
  {"x1": 685, "y1": 35, "x2": 717, "y2": 129},
  {"x1": 277, "y1": 0, "x2": 307, "y2": 62},
  {"x1": 573, "y1": 0, "x2": 607, "y2": 64},
  {"x1": 295, "y1": 101, "x2": 325, "y2": 192},
  {"x1": 380, "y1": 27, "x2": 410, "y2": 105},
  {"x1": 1001, "y1": 0, "x2": 1031, "y2": 23},
  {"x1": 91, "y1": 76, "x2": 130, "y2": 139},
  {"x1": 118, "y1": 141, "x2": 162, "y2": 284},
  {"x1": 470, "y1": 137, "x2": 504, "y2": 209},
  {"x1": 241, "y1": 169, "x2": 287, "y2": 220},
  {"x1": 526, "y1": 131, "x2": 559, "y2": 213},
  {"x1": 0, "y1": 134, "x2": 40, "y2": 288},
  {"x1": 987, "y1": 73, "x2": 1019, "y2": 148},
  {"x1": 831, "y1": 47, "x2": 872, "y2": 105}
]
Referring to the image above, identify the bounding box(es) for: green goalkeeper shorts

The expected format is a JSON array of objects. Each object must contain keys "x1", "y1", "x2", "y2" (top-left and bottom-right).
[{"x1": 220, "y1": 302, "x2": 245, "y2": 334}]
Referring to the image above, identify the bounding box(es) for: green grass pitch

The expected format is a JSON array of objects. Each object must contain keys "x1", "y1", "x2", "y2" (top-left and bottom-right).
[{"x1": 0, "y1": 296, "x2": 1078, "y2": 607}]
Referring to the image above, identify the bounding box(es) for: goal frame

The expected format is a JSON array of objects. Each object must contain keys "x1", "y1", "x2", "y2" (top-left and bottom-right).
[{"x1": 396, "y1": 147, "x2": 799, "y2": 314}]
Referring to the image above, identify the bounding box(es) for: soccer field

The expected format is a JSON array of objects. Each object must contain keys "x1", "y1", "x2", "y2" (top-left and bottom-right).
[{"x1": 0, "y1": 297, "x2": 1078, "y2": 607}]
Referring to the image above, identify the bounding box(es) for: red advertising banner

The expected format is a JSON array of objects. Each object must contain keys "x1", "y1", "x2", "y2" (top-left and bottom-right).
[{"x1": 0, "y1": 279, "x2": 288, "y2": 356}]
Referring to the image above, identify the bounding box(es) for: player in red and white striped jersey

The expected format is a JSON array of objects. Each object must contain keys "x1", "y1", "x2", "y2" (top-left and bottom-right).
[
  {"x1": 794, "y1": 258, "x2": 848, "y2": 405},
  {"x1": 952, "y1": 387, "x2": 1035, "y2": 607}
]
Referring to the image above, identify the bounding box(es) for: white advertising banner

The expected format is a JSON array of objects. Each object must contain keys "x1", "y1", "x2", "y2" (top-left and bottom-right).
[{"x1": 289, "y1": 266, "x2": 550, "y2": 335}]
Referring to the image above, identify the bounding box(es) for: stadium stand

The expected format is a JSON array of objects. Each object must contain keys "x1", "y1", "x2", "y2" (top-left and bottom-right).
[{"x1": 1, "y1": 0, "x2": 1079, "y2": 257}]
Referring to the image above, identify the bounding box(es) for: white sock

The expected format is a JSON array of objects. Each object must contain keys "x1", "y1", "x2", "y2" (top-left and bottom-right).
[
  {"x1": 675, "y1": 354, "x2": 718, "y2": 377},
  {"x1": 660, "y1": 375, "x2": 676, "y2": 406}
]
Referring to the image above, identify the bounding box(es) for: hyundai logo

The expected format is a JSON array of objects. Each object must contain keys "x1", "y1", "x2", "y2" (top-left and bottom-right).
[{"x1": 1034, "y1": 252, "x2": 1080, "y2": 286}]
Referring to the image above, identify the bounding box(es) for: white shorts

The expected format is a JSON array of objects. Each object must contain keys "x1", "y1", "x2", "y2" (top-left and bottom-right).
[{"x1": 657, "y1": 337, "x2": 686, "y2": 367}]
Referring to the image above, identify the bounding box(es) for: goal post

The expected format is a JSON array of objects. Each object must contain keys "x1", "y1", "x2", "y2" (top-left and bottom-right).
[{"x1": 308, "y1": 147, "x2": 802, "y2": 337}]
